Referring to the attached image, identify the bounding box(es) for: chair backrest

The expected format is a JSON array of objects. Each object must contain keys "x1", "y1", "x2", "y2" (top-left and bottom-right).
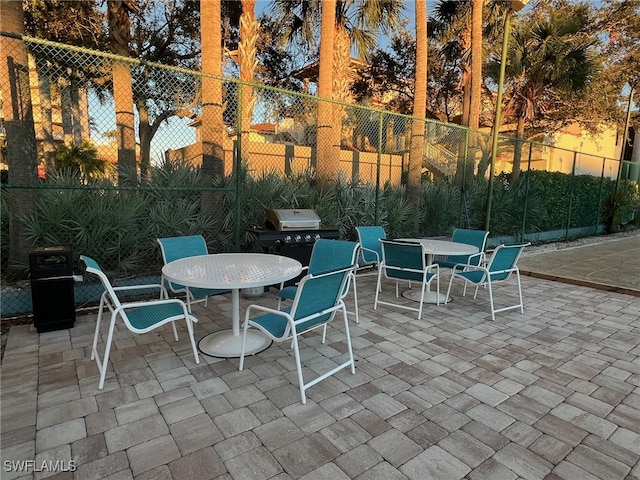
[
  {"x1": 356, "y1": 226, "x2": 386, "y2": 264},
  {"x1": 449, "y1": 229, "x2": 490, "y2": 266},
  {"x1": 379, "y1": 240, "x2": 426, "y2": 282},
  {"x1": 308, "y1": 239, "x2": 360, "y2": 275},
  {"x1": 486, "y1": 243, "x2": 529, "y2": 281},
  {"x1": 289, "y1": 265, "x2": 354, "y2": 334},
  {"x1": 80, "y1": 255, "x2": 122, "y2": 311},
  {"x1": 157, "y1": 235, "x2": 208, "y2": 264}
]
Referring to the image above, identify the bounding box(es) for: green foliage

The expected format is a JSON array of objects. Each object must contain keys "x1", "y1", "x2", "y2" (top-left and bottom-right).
[
  {"x1": 11, "y1": 159, "x2": 639, "y2": 283},
  {"x1": 602, "y1": 180, "x2": 640, "y2": 233},
  {"x1": 51, "y1": 141, "x2": 112, "y2": 182},
  {"x1": 419, "y1": 182, "x2": 461, "y2": 236}
]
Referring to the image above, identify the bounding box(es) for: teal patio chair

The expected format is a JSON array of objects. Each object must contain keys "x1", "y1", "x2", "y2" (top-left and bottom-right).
[
  {"x1": 435, "y1": 228, "x2": 489, "y2": 272},
  {"x1": 157, "y1": 235, "x2": 228, "y2": 311},
  {"x1": 355, "y1": 226, "x2": 386, "y2": 272},
  {"x1": 81, "y1": 255, "x2": 199, "y2": 389},
  {"x1": 374, "y1": 239, "x2": 440, "y2": 320},
  {"x1": 277, "y1": 239, "x2": 360, "y2": 322},
  {"x1": 445, "y1": 243, "x2": 530, "y2": 321},
  {"x1": 239, "y1": 263, "x2": 357, "y2": 404}
]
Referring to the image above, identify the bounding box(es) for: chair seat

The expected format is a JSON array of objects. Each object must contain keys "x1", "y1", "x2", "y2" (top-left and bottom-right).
[
  {"x1": 435, "y1": 259, "x2": 460, "y2": 270},
  {"x1": 250, "y1": 307, "x2": 293, "y2": 338},
  {"x1": 126, "y1": 302, "x2": 190, "y2": 331},
  {"x1": 277, "y1": 286, "x2": 297, "y2": 302},
  {"x1": 187, "y1": 286, "x2": 228, "y2": 299},
  {"x1": 455, "y1": 270, "x2": 485, "y2": 283}
]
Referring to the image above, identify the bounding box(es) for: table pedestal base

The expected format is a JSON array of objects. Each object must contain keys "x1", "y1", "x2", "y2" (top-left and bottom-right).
[
  {"x1": 198, "y1": 330, "x2": 272, "y2": 358},
  {"x1": 402, "y1": 289, "x2": 451, "y2": 305}
]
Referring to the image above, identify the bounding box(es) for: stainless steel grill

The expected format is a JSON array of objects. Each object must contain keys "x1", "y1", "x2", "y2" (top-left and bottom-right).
[
  {"x1": 265, "y1": 209, "x2": 321, "y2": 230},
  {"x1": 247, "y1": 209, "x2": 340, "y2": 286}
]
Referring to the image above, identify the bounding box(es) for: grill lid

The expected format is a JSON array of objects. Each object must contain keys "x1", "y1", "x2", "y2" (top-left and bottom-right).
[{"x1": 266, "y1": 209, "x2": 321, "y2": 230}]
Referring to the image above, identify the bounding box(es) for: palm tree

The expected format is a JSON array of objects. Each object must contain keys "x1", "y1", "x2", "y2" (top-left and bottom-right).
[
  {"x1": 408, "y1": 0, "x2": 428, "y2": 215},
  {"x1": 317, "y1": 0, "x2": 337, "y2": 183},
  {"x1": 239, "y1": 0, "x2": 259, "y2": 165},
  {"x1": 271, "y1": 0, "x2": 403, "y2": 183},
  {"x1": 469, "y1": 0, "x2": 483, "y2": 131},
  {"x1": 0, "y1": 0, "x2": 39, "y2": 276},
  {"x1": 107, "y1": 0, "x2": 138, "y2": 184},
  {"x1": 199, "y1": 0, "x2": 225, "y2": 216},
  {"x1": 497, "y1": 9, "x2": 597, "y2": 181}
]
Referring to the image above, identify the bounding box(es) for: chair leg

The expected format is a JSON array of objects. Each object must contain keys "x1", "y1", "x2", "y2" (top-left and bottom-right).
[
  {"x1": 374, "y1": 270, "x2": 383, "y2": 311},
  {"x1": 185, "y1": 316, "x2": 200, "y2": 364},
  {"x1": 516, "y1": 271, "x2": 524, "y2": 313},
  {"x1": 238, "y1": 319, "x2": 250, "y2": 371},
  {"x1": 91, "y1": 293, "x2": 107, "y2": 361},
  {"x1": 290, "y1": 329, "x2": 307, "y2": 404},
  {"x1": 446, "y1": 274, "x2": 455, "y2": 304},
  {"x1": 417, "y1": 281, "x2": 426, "y2": 320},
  {"x1": 342, "y1": 307, "x2": 356, "y2": 374},
  {"x1": 171, "y1": 321, "x2": 179, "y2": 342},
  {"x1": 351, "y1": 273, "x2": 359, "y2": 323},
  {"x1": 185, "y1": 288, "x2": 193, "y2": 313},
  {"x1": 98, "y1": 314, "x2": 118, "y2": 390},
  {"x1": 487, "y1": 279, "x2": 496, "y2": 321}
]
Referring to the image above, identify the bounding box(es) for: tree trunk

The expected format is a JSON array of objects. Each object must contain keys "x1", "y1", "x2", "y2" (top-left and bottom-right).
[
  {"x1": 467, "y1": 0, "x2": 484, "y2": 185},
  {"x1": 137, "y1": 99, "x2": 151, "y2": 181},
  {"x1": 108, "y1": 1, "x2": 138, "y2": 184},
  {"x1": 331, "y1": 26, "x2": 350, "y2": 167},
  {"x1": 512, "y1": 116, "x2": 525, "y2": 182},
  {"x1": 200, "y1": 0, "x2": 224, "y2": 216},
  {"x1": 408, "y1": 0, "x2": 428, "y2": 225},
  {"x1": 239, "y1": 0, "x2": 258, "y2": 168},
  {"x1": 0, "y1": 0, "x2": 40, "y2": 277},
  {"x1": 469, "y1": 0, "x2": 483, "y2": 131},
  {"x1": 316, "y1": 0, "x2": 337, "y2": 184},
  {"x1": 32, "y1": 54, "x2": 55, "y2": 171}
]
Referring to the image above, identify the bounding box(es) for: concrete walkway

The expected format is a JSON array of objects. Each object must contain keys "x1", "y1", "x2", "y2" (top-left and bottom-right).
[
  {"x1": 1, "y1": 246, "x2": 639, "y2": 479},
  {"x1": 518, "y1": 232, "x2": 640, "y2": 295}
]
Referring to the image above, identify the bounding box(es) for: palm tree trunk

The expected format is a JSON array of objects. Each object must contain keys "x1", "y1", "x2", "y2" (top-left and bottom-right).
[
  {"x1": 32, "y1": 54, "x2": 55, "y2": 170},
  {"x1": 331, "y1": 26, "x2": 350, "y2": 168},
  {"x1": 200, "y1": 0, "x2": 225, "y2": 216},
  {"x1": 0, "y1": 0, "x2": 39, "y2": 277},
  {"x1": 469, "y1": 0, "x2": 483, "y2": 131},
  {"x1": 513, "y1": 116, "x2": 525, "y2": 182},
  {"x1": 468, "y1": 0, "x2": 484, "y2": 186},
  {"x1": 316, "y1": 0, "x2": 337, "y2": 184},
  {"x1": 108, "y1": 0, "x2": 138, "y2": 184},
  {"x1": 239, "y1": 0, "x2": 258, "y2": 166},
  {"x1": 408, "y1": 0, "x2": 428, "y2": 221}
]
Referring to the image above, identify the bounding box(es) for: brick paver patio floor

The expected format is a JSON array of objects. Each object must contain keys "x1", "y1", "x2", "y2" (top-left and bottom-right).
[{"x1": 2, "y1": 269, "x2": 639, "y2": 479}]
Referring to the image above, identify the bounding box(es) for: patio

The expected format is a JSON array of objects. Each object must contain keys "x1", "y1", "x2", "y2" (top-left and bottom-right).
[{"x1": 1, "y1": 241, "x2": 639, "y2": 480}]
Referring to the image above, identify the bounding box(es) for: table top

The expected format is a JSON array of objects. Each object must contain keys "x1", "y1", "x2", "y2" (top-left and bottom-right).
[
  {"x1": 395, "y1": 238, "x2": 479, "y2": 256},
  {"x1": 162, "y1": 253, "x2": 303, "y2": 290}
]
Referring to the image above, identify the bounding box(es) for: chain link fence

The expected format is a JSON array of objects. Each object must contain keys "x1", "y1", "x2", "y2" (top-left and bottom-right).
[{"x1": 2, "y1": 33, "x2": 638, "y2": 318}]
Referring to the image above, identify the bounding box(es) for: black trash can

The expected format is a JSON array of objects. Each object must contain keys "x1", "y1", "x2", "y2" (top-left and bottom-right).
[{"x1": 29, "y1": 246, "x2": 76, "y2": 332}]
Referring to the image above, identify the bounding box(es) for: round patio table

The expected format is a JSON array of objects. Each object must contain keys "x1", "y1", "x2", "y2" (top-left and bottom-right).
[
  {"x1": 395, "y1": 238, "x2": 479, "y2": 304},
  {"x1": 162, "y1": 253, "x2": 302, "y2": 358}
]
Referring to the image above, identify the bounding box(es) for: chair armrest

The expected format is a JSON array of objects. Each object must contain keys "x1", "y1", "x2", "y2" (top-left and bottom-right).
[
  {"x1": 452, "y1": 262, "x2": 486, "y2": 273},
  {"x1": 113, "y1": 283, "x2": 164, "y2": 292},
  {"x1": 359, "y1": 246, "x2": 380, "y2": 265},
  {"x1": 113, "y1": 283, "x2": 168, "y2": 299},
  {"x1": 245, "y1": 303, "x2": 292, "y2": 321},
  {"x1": 117, "y1": 298, "x2": 195, "y2": 320}
]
